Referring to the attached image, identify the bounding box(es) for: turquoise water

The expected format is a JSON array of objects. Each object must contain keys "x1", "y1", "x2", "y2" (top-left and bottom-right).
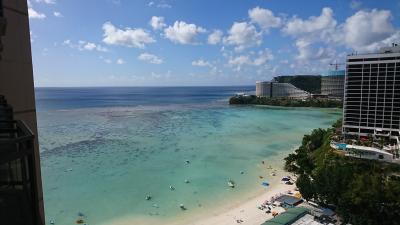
[{"x1": 36, "y1": 87, "x2": 341, "y2": 225}]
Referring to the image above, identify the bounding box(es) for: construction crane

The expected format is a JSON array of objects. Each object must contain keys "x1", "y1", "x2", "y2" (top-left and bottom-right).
[{"x1": 330, "y1": 61, "x2": 344, "y2": 71}]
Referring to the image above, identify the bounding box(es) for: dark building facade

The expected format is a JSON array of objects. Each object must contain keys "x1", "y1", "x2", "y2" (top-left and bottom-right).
[
  {"x1": 343, "y1": 46, "x2": 400, "y2": 138},
  {"x1": 0, "y1": 0, "x2": 45, "y2": 224}
]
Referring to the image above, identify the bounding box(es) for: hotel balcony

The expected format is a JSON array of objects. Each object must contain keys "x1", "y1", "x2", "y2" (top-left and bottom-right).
[{"x1": 0, "y1": 96, "x2": 42, "y2": 225}]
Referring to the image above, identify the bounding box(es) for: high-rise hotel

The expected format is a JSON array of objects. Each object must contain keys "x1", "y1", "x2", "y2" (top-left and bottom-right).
[{"x1": 343, "y1": 45, "x2": 400, "y2": 140}]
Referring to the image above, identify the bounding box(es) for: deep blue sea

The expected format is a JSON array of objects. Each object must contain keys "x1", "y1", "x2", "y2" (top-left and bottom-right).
[
  {"x1": 35, "y1": 86, "x2": 255, "y2": 111},
  {"x1": 35, "y1": 86, "x2": 340, "y2": 225}
]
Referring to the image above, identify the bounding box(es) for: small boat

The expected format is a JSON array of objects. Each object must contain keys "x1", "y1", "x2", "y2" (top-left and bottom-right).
[
  {"x1": 76, "y1": 219, "x2": 85, "y2": 224},
  {"x1": 228, "y1": 180, "x2": 235, "y2": 188},
  {"x1": 180, "y1": 204, "x2": 186, "y2": 210},
  {"x1": 169, "y1": 186, "x2": 175, "y2": 190},
  {"x1": 184, "y1": 179, "x2": 190, "y2": 183},
  {"x1": 50, "y1": 219, "x2": 55, "y2": 225},
  {"x1": 262, "y1": 182, "x2": 269, "y2": 187},
  {"x1": 146, "y1": 195, "x2": 152, "y2": 200},
  {"x1": 185, "y1": 160, "x2": 190, "y2": 164},
  {"x1": 271, "y1": 172, "x2": 276, "y2": 176}
]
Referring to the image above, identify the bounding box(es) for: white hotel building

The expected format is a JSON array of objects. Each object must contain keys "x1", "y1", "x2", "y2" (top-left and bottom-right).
[
  {"x1": 343, "y1": 45, "x2": 400, "y2": 140},
  {"x1": 255, "y1": 81, "x2": 309, "y2": 99}
]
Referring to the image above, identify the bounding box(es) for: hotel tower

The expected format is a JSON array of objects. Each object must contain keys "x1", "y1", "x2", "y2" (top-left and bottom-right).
[{"x1": 343, "y1": 44, "x2": 400, "y2": 140}]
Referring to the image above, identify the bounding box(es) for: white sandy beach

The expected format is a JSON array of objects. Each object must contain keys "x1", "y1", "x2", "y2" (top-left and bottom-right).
[
  {"x1": 185, "y1": 182, "x2": 294, "y2": 225},
  {"x1": 105, "y1": 167, "x2": 297, "y2": 225}
]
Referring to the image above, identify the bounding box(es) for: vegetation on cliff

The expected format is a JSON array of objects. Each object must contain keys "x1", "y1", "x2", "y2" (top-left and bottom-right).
[
  {"x1": 229, "y1": 95, "x2": 342, "y2": 108},
  {"x1": 274, "y1": 75, "x2": 321, "y2": 94},
  {"x1": 284, "y1": 120, "x2": 400, "y2": 225}
]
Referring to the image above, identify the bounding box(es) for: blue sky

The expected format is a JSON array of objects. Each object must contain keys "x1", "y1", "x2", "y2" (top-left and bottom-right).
[{"x1": 28, "y1": 0, "x2": 400, "y2": 87}]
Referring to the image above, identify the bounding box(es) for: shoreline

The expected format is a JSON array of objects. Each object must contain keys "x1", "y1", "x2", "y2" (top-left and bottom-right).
[
  {"x1": 185, "y1": 175, "x2": 295, "y2": 225},
  {"x1": 103, "y1": 165, "x2": 297, "y2": 225}
]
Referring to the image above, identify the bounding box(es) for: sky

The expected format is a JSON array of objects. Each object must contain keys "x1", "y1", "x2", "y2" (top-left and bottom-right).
[{"x1": 28, "y1": 0, "x2": 400, "y2": 87}]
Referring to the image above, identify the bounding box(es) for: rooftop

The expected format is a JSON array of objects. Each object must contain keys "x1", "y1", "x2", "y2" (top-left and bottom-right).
[
  {"x1": 275, "y1": 195, "x2": 303, "y2": 206},
  {"x1": 346, "y1": 144, "x2": 394, "y2": 156},
  {"x1": 347, "y1": 44, "x2": 400, "y2": 57},
  {"x1": 261, "y1": 207, "x2": 309, "y2": 225},
  {"x1": 322, "y1": 70, "x2": 345, "y2": 76}
]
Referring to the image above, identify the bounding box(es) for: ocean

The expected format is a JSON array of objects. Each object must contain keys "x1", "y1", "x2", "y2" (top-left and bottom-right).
[{"x1": 36, "y1": 86, "x2": 341, "y2": 225}]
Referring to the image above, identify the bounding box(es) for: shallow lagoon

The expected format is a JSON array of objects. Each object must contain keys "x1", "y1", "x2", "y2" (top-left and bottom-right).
[{"x1": 36, "y1": 87, "x2": 341, "y2": 224}]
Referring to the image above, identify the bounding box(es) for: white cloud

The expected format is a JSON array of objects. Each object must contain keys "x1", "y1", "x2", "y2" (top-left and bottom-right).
[
  {"x1": 53, "y1": 11, "x2": 63, "y2": 17},
  {"x1": 282, "y1": 7, "x2": 341, "y2": 61},
  {"x1": 151, "y1": 70, "x2": 172, "y2": 79},
  {"x1": 249, "y1": 7, "x2": 282, "y2": 31},
  {"x1": 223, "y1": 22, "x2": 262, "y2": 51},
  {"x1": 149, "y1": 16, "x2": 166, "y2": 30},
  {"x1": 63, "y1": 39, "x2": 71, "y2": 45},
  {"x1": 295, "y1": 39, "x2": 335, "y2": 62},
  {"x1": 228, "y1": 55, "x2": 251, "y2": 71},
  {"x1": 164, "y1": 21, "x2": 206, "y2": 44},
  {"x1": 156, "y1": 3, "x2": 171, "y2": 8},
  {"x1": 102, "y1": 22, "x2": 155, "y2": 48},
  {"x1": 28, "y1": 7, "x2": 46, "y2": 19},
  {"x1": 192, "y1": 59, "x2": 212, "y2": 67},
  {"x1": 116, "y1": 58, "x2": 126, "y2": 64},
  {"x1": 208, "y1": 30, "x2": 223, "y2": 45},
  {"x1": 30, "y1": 31, "x2": 35, "y2": 43},
  {"x1": 148, "y1": 1, "x2": 172, "y2": 8},
  {"x1": 253, "y1": 49, "x2": 274, "y2": 66},
  {"x1": 63, "y1": 40, "x2": 108, "y2": 52},
  {"x1": 283, "y1": 7, "x2": 337, "y2": 42},
  {"x1": 283, "y1": 7, "x2": 400, "y2": 59},
  {"x1": 228, "y1": 49, "x2": 273, "y2": 71},
  {"x1": 35, "y1": 0, "x2": 55, "y2": 4},
  {"x1": 340, "y1": 9, "x2": 398, "y2": 52},
  {"x1": 83, "y1": 42, "x2": 97, "y2": 50},
  {"x1": 138, "y1": 53, "x2": 163, "y2": 64},
  {"x1": 81, "y1": 41, "x2": 108, "y2": 52}
]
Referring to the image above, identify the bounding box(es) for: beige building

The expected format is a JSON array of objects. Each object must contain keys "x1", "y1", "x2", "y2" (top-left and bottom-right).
[
  {"x1": 321, "y1": 70, "x2": 345, "y2": 99},
  {"x1": 256, "y1": 81, "x2": 310, "y2": 99},
  {"x1": 0, "y1": 1, "x2": 45, "y2": 225}
]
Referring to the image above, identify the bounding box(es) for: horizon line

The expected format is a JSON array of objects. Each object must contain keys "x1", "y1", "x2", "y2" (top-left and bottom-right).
[{"x1": 34, "y1": 85, "x2": 256, "y2": 88}]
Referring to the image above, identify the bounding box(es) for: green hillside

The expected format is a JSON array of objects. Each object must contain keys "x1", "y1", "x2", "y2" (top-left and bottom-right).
[{"x1": 274, "y1": 75, "x2": 321, "y2": 94}]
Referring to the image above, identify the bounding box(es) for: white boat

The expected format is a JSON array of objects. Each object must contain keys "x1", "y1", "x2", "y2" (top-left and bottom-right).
[
  {"x1": 180, "y1": 204, "x2": 186, "y2": 210},
  {"x1": 228, "y1": 180, "x2": 235, "y2": 188}
]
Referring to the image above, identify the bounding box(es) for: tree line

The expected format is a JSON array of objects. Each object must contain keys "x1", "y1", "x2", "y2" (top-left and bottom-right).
[
  {"x1": 229, "y1": 95, "x2": 342, "y2": 108},
  {"x1": 284, "y1": 120, "x2": 400, "y2": 225}
]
